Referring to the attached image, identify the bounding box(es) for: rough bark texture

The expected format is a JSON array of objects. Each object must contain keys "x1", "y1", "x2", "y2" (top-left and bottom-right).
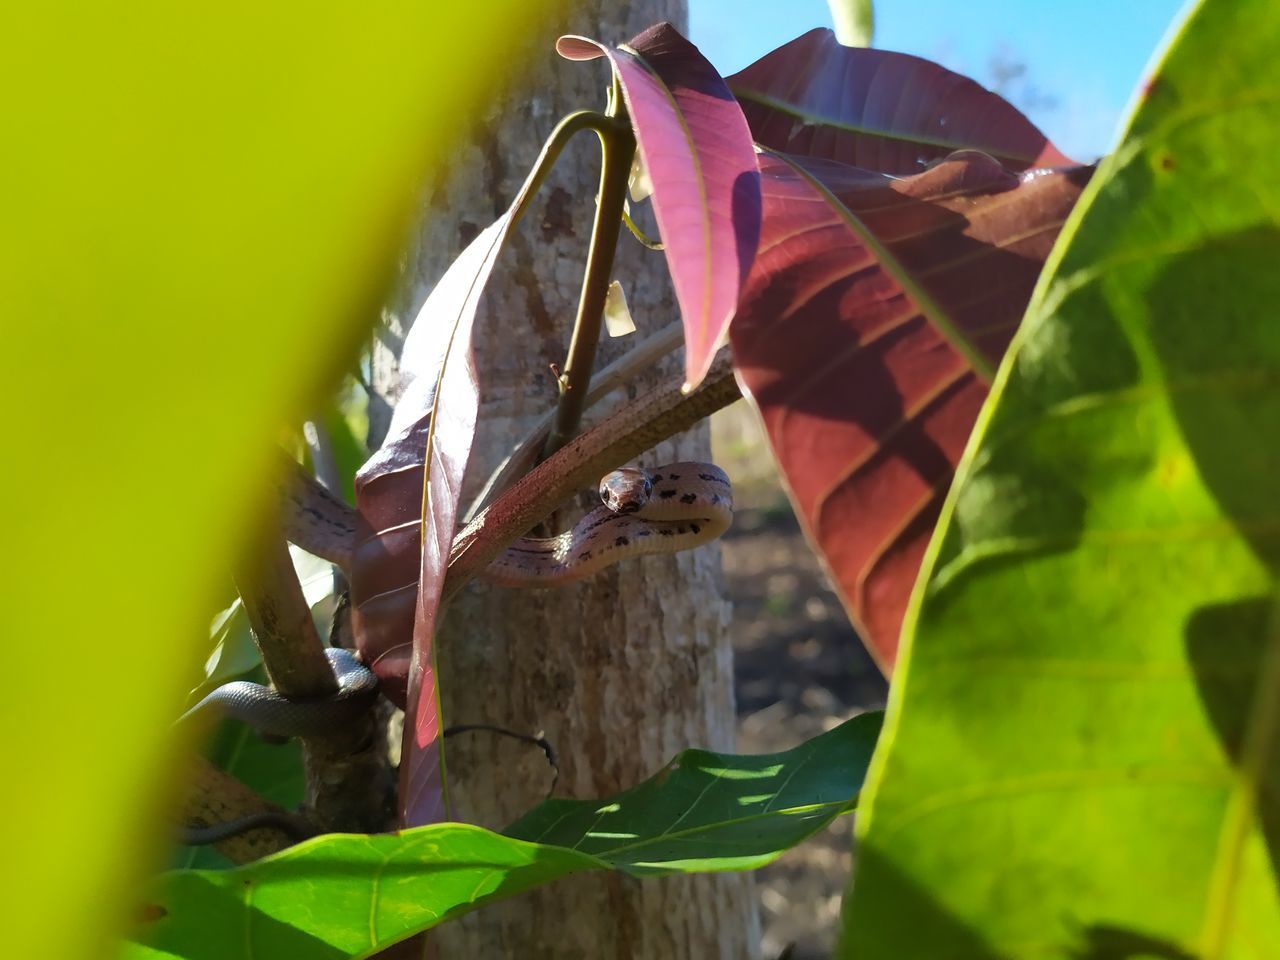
[{"x1": 369, "y1": 2, "x2": 759, "y2": 957}]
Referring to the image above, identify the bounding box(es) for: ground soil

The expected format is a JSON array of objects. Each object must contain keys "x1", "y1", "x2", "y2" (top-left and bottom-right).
[{"x1": 713, "y1": 404, "x2": 889, "y2": 960}]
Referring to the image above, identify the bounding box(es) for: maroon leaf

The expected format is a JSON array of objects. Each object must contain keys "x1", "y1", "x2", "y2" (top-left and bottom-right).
[
  {"x1": 558, "y1": 23, "x2": 761, "y2": 388},
  {"x1": 731, "y1": 150, "x2": 1091, "y2": 670},
  {"x1": 351, "y1": 211, "x2": 521, "y2": 825},
  {"x1": 728, "y1": 29, "x2": 1075, "y2": 176}
]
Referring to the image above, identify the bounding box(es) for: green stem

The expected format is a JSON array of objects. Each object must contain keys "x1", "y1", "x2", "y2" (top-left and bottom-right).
[
  {"x1": 510, "y1": 110, "x2": 617, "y2": 231},
  {"x1": 542, "y1": 114, "x2": 636, "y2": 459},
  {"x1": 622, "y1": 204, "x2": 664, "y2": 250}
]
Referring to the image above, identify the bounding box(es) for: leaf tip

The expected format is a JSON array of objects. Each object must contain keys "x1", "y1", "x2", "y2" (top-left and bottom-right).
[{"x1": 556, "y1": 35, "x2": 604, "y2": 62}]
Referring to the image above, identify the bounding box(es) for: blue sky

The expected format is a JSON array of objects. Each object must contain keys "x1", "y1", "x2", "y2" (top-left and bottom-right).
[{"x1": 689, "y1": 0, "x2": 1189, "y2": 160}]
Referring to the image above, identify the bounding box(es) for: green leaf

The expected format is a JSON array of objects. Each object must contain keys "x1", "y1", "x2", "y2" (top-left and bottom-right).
[
  {"x1": 508, "y1": 710, "x2": 884, "y2": 874},
  {"x1": 132, "y1": 714, "x2": 882, "y2": 958},
  {"x1": 2, "y1": 3, "x2": 561, "y2": 957},
  {"x1": 325, "y1": 404, "x2": 368, "y2": 505},
  {"x1": 826, "y1": 0, "x2": 874, "y2": 47},
  {"x1": 844, "y1": 1, "x2": 1280, "y2": 956},
  {"x1": 136, "y1": 826, "x2": 606, "y2": 960}
]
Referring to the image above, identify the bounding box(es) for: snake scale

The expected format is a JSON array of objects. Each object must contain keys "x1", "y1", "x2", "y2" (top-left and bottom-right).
[{"x1": 482, "y1": 461, "x2": 732, "y2": 585}]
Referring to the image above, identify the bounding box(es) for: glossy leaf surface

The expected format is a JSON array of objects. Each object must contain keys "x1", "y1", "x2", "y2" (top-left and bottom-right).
[
  {"x1": 509, "y1": 710, "x2": 883, "y2": 873},
  {"x1": 729, "y1": 29, "x2": 1073, "y2": 176},
  {"x1": 559, "y1": 22, "x2": 762, "y2": 387},
  {"x1": 732, "y1": 150, "x2": 1089, "y2": 668},
  {"x1": 131, "y1": 714, "x2": 881, "y2": 959},
  {"x1": 846, "y1": 1, "x2": 1280, "y2": 954},
  {"x1": 3, "y1": 3, "x2": 555, "y2": 956}
]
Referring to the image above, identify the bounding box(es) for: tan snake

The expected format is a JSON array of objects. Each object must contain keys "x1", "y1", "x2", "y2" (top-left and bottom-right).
[{"x1": 481, "y1": 462, "x2": 733, "y2": 586}]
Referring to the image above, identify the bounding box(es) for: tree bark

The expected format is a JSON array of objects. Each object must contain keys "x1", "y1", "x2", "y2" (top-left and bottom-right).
[{"x1": 370, "y1": 2, "x2": 758, "y2": 957}]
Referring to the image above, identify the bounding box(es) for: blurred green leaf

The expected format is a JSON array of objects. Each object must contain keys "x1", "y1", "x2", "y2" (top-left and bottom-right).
[
  {"x1": 133, "y1": 714, "x2": 882, "y2": 958},
  {"x1": 1, "y1": 3, "x2": 560, "y2": 957},
  {"x1": 325, "y1": 404, "x2": 367, "y2": 505},
  {"x1": 826, "y1": 0, "x2": 873, "y2": 47},
  {"x1": 844, "y1": 0, "x2": 1280, "y2": 955}
]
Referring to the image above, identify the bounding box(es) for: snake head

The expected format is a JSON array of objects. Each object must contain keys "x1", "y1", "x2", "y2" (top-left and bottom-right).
[{"x1": 599, "y1": 467, "x2": 651, "y2": 515}]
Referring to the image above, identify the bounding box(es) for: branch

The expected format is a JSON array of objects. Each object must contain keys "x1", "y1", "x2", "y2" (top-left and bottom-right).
[
  {"x1": 277, "y1": 454, "x2": 357, "y2": 572},
  {"x1": 178, "y1": 758, "x2": 299, "y2": 864},
  {"x1": 232, "y1": 516, "x2": 390, "y2": 833}
]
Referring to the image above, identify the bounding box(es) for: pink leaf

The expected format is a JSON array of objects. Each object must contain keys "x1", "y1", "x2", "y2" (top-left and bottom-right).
[
  {"x1": 729, "y1": 29, "x2": 1075, "y2": 176},
  {"x1": 559, "y1": 22, "x2": 761, "y2": 388},
  {"x1": 351, "y1": 210, "x2": 521, "y2": 826},
  {"x1": 731, "y1": 150, "x2": 1090, "y2": 669}
]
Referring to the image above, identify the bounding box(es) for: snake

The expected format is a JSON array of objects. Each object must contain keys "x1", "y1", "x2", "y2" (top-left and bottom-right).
[
  {"x1": 481, "y1": 461, "x2": 733, "y2": 586},
  {"x1": 191, "y1": 462, "x2": 732, "y2": 739},
  {"x1": 179, "y1": 647, "x2": 379, "y2": 740}
]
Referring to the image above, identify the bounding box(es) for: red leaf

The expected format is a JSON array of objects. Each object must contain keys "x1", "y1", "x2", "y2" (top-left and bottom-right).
[
  {"x1": 558, "y1": 23, "x2": 761, "y2": 388},
  {"x1": 728, "y1": 29, "x2": 1075, "y2": 175},
  {"x1": 351, "y1": 211, "x2": 521, "y2": 826},
  {"x1": 731, "y1": 150, "x2": 1090, "y2": 670}
]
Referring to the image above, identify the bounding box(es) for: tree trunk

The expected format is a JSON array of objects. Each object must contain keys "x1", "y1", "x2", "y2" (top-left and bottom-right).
[{"x1": 370, "y1": 2, "x2": 758, "y2": 957}]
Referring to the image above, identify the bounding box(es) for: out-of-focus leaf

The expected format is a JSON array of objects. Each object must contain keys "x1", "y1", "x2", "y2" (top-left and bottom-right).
[
  {"x1": 826, "y1": 0, "x2": 874, "y2": 47},
  {"x1": 2, "y1": 2, "x2": 558, "y2": 956},
  {"x1": 299, "y1": 405, "x2": 366, "y2": 504},
  {"x1": 732, "y1": 149, "x2": 1089, "y2": 669},
  {"x1": 130, "y1": 714, "x2": 881, "y2": 959},
  {"x1": 558, "y1": 22, "x2": 761, "y2": 388},
  {"x1": 845, "y1": 0, "x2": 1280, "y2": 954},
  {"x1": 728, "y1": 29, "x2": 1073, "y2": 175}
]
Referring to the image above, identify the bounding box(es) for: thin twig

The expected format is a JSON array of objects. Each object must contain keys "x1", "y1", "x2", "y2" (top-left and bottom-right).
[{"x1": 621, "y1": 204, "x2": 663, "y2": 250}]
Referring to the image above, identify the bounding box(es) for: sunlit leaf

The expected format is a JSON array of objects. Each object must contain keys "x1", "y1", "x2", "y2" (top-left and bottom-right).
[
  {"x1": 845, "y1": 1, "x2": 1280, "y2": 954},
  {"x1": 732, "y1": 150, "x2": 1089, "y2": 668},
  {"x1": 2, "y1": 2, "x2": 559, "y2": 956},
  {"x1": 508, "y1": 710, "x2": 883, "y2": 873},
  {"x1": 130, "y1": 714, "x2": 881, "y2": 959},
  {"x1": 559, "y1": 22, "x2": 762, "y2": 387}
]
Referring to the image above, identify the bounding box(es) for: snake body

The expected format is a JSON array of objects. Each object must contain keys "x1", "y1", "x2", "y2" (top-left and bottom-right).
[
  {"x1": 192, "y1": 462, "x2": 731, "y2": 741},
  {"x1": 482, "y1": 461, "x2": 733, "y2": 586},
  {"x1": 180, "y1": 647, "x2": 378, "y2": 739}
]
